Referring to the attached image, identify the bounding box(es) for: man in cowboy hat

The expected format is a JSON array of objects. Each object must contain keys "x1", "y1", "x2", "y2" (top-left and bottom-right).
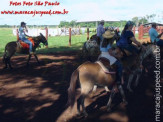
[
  {"x1": 97, "y1": 20, "x2": 105, "y2": 41},
  {"x1": 19, "y1": 22, "x2": 33, "y2": 54},
  {"x1": 149, "y1": 23, "x2": 163, "y2": 46}
]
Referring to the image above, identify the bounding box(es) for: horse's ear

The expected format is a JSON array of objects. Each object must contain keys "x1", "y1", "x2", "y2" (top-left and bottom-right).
[{"x1": 40, "y1": 33, "x2": 43, "y2": 36}]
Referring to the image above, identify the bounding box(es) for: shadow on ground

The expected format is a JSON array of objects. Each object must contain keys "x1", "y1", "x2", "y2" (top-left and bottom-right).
[{"x1": 0, "y1": 51, "x2": 162, "y2": 122}]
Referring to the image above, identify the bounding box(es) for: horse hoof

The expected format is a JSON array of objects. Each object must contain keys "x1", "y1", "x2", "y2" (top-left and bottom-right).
[{"x1": 83, "y1": 112, "x2": 88, "y2": 117}]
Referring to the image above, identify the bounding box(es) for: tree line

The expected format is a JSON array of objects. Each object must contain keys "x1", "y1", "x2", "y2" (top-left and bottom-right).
[{"x1": 0, "y1": 14, "x2": 160, "y2": 28}]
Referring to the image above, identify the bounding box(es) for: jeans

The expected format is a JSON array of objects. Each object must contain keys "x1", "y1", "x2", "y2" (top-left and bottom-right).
[
  {"x1": 114, "y1": 60, "x2": 123, "y2": 84},
  {"x1": 119, "y1": 44, "x2": 139, "y2": 54},
  {"x1": 156, "y1": 39, "x2": 163, "y2": 46},
  {"x1": 21, "y1": 37, "x2": 33, "y2": 52}
]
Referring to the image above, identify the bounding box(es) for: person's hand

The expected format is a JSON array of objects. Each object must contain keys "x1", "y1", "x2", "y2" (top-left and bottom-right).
[{"x1": 25, "y1": 26, "x2": 28, "y2": 32}]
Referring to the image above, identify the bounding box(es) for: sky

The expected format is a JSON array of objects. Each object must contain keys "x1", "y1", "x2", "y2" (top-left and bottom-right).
[{"x1": 0, "y1": 0, "x2": 162, "y2": 25}]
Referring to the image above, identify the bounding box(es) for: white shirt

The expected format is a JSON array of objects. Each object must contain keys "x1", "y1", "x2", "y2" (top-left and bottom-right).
[{"x1": 19, "y1": 27, "x2": 25, "y2": 39}]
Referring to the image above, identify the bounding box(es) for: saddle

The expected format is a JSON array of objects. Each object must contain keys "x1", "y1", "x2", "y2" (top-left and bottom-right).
[
  {"x1": 119, "y1": 47, "x2": 137, "y2": 57},
  {"x1": 18, "y1": 38, "x2": 35, "y2": 49},
  {"x1": 97, "y1": 58, "x2": 116, "y2": 74}
]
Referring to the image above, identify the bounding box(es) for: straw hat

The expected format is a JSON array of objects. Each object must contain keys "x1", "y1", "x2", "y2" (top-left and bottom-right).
[{"x1": 102, "y1": 30, "x2": 115, "y2": 39}]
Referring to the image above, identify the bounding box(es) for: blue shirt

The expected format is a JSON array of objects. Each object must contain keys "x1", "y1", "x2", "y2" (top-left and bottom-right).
[
  {"x1": 19, "y1": 27, "x2": 25, "y2": 39},
  {"x1": 116, "y1": 30, "x2": 134, "y2": 46},
  {"x1": 97, "y1": 24, "x2": 105, "y2": 40},
  {"x1": 149, "y1": 27, "x2": 159, "y2": 42},
  {"x1": 100, "y1": 41, "x2": 111, "y2": 52}
]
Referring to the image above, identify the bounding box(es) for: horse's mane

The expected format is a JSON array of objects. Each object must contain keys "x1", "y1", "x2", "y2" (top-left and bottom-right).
[{"x1": 142, "y1": 42, "x2": 153, "y2": 46}]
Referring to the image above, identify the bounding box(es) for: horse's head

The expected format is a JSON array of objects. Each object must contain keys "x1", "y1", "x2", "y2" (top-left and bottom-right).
[
  {"x1": 139, "y1": 43, "x2": 158, "y2": 64},
  {"x1": 83, "y1": 40, "x2": 100, "y2": 56},
  {"x1": 39, "y1": 33, "x2": 48, "y2": 48}
]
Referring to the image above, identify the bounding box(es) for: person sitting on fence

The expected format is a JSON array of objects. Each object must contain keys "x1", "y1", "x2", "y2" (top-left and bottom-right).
[
  {"x1": 149, "y1": 23, "x2": 163, "y2": 46},
  {"x1": 116, "y1": 21, "x2": 142, "y2": 55},
  {"x1": 97, "y1": 20, "x2": 105, "y2": 41},
  {"x1": 99, "y1": 30, "x2": 124, "y2": 86},
  {"x1": 19, "y1": 22, "x2": 33, "y2": 54}
]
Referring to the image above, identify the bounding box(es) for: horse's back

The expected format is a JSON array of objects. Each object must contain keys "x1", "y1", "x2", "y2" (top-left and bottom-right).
[
  {"x1": 78, "y1": 61, "x2": 115, "y2": 86},
  {"x1": 5, "y1": 41, "x2": 17, "y2": 50}
]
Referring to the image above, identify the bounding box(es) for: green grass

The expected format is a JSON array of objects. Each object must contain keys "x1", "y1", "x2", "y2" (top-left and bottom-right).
[
  {"x1": 0, "y1": 28, "x2": 150, "y2": 57},
  {"x1": 0, "y1": 28, "x2": 95, "y2": 57}
]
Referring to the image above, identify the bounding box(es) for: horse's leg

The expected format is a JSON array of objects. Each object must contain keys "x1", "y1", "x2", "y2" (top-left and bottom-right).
[
  {"x1": 134, "y1": 69, "x2": 142, "y2": 87},
  {"x1": 8, "y1": 57, "x2": 13, "y2": 69},
  {"x1": 34, "y1": 54, "x2": 40, "y2": 64},
  {"x1": 127, "y1": 73, "x2": 134, "y2": 92},
  {"x1": 27, "y1": 54, "x2": 32, "y2": 66},
  {"x1": 92, "y1": 85, "x2": 97, "y2": 92},
  {"x1": 107, "y1": 87, "x2": 116, "y2": 111},
  {"x1": 77, "y1": 95, "x2": 82, "y2": 115},
  {"x1": 104, "y1": 86, "x2": 110, "y2": 92},
  {"x1": 80, "y1": 95, "x2": 87, "y2": 117},
  {"x1": 79, "y1": 81, "x2": 93, "y2": 117},
  {"x1": 3, "y1": 57, "x2": 8, "y2": 69},
  {"x1": 77, "y1": 95, "x2": 88, "y2": 117},
  {"x1": 90, "y1": 85, "x2": 97, "y2": 97},
  {"x1": 118, "y1": 84, "x2": 127, "y2": 104}
]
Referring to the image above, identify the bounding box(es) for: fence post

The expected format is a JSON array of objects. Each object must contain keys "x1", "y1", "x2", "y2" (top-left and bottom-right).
[
  {"x1": 133, "y1": 26, "x2": 135, "y2": 35},
  {"x1": 138, "y1": 25, "x2": 143, "y2": 40},
  {"x1": 87, "y1": 28, "x2": 89, "y2": 40},
  {"x1": 16, "y1": 28, "x2": 19, "y2": 40},
  {"x1": 69, "y1": 28, "x2": 71, "y2": 46},
  {"x1": 45, "y1": 27, "x2": 48, "y2": 40},
  {"x1": 79, "y1": 26, "x2": 81, "y2": 35}
]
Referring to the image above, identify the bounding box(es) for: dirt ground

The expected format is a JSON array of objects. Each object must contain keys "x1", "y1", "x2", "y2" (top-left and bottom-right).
[{"x1": 0, "y1": 51, "x2": 162, "y2": 122}]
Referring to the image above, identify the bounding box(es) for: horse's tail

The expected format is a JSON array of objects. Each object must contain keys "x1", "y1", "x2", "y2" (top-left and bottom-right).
[{"x1": 67, "y1": 68, "x2": 79, "y2": 108}]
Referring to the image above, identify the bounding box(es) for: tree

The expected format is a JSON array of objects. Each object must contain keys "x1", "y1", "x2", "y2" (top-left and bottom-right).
[
  {"x1": 132, "y1": 17, "x2": 139, "y2": 26},
  {"x1": 146, "y1": 14, "x2": 156, "y2": 22},
  {"x1": 132, "y1": 16, "x2": 148, "y2": 26}
]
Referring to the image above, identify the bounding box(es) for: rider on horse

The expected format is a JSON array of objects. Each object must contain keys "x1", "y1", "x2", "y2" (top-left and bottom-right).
[
  {"x1": 99, "y1": 30, "x2": 126, "y2": 102},
  {"x1": 19, "y1": 22, "x2": 33, "y2": 54},
  {"x1": 116, "y1": 21, "x2": 142, "y2": 55},
  {"x1": 149, "y1": 23, "x2": 163, "y2": 46}
]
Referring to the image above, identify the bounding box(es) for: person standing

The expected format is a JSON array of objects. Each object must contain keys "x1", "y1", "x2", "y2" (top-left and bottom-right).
[
  {"x1": 149, "y1": 23, "x2": 163, "y2": 46},
  {"x1": 97, "y1": 20, "x2": 105, "y2": 41}
]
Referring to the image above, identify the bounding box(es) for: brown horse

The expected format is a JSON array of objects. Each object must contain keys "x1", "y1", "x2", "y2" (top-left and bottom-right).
[
  {"x1": 67, "y1": 44, "x2": 156, "y2": 116},
  {"x1": 123, "y1": 43, "x2": 157, "y2": 92},
  {"x1": 3, "y1": 33, "x2": 48, "y2": 69},
  {"x1": 67, "y1": 47, "x2": 127, "y2": 117}
]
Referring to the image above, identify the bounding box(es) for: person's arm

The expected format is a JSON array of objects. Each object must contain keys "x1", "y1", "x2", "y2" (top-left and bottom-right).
[
  {"x1": 24, "y1": 26, "x2": 28, "y2": 33},
  {"x1": 130, "y1": 37, "x2": 141, "y2": 46},
  {"x1": 101, "y1": 26, "x2": 105, "y2": 34},
  {"x1": 157, "y1": 32, "x2": 163, "y2": 38},
  {"x1": 24, "y1": 26, "x2": 32, "y2": 37}
]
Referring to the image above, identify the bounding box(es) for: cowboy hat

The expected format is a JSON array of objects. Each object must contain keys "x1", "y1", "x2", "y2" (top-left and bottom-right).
[{"x1": 102, "y1": 30, "x2": 114, "y2": 39}]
